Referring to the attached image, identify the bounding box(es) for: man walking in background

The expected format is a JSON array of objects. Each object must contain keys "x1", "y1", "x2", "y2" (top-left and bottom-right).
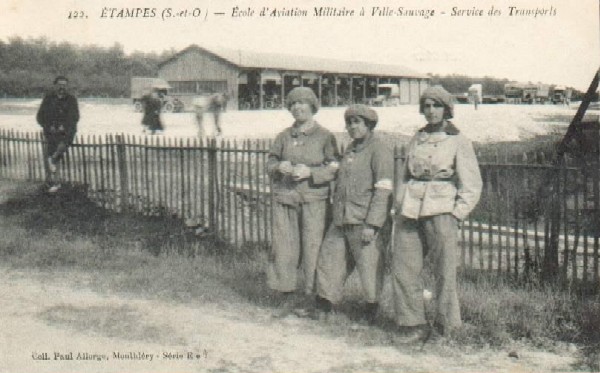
[
  {"x1": 36, "y1": 75, "x2": 79, "y2": 193},
  {"x1": 194, "y1": 92, "x2": 224, "y2": 138},
  {"x1": 208, "y1": 92, "x2": 227, "y2": 135}
]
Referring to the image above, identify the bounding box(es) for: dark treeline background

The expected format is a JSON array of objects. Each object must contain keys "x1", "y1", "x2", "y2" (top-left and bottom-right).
[
  {"x1": 0, "y1": 37, "x2": 583, "y2": 99},
  {"x1": 0, "y1": 37, "x2": 175, "y2": 98}
]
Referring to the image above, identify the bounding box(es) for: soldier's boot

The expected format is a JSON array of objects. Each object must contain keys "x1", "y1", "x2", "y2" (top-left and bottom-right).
[{"x1": 363, "y1": 302, "x2": 379, "y2": 326}]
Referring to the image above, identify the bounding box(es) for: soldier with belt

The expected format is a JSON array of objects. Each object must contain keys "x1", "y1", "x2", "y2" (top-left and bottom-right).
[{"x1": 392, "y1": 85, "x2": 482, "y2": 343}]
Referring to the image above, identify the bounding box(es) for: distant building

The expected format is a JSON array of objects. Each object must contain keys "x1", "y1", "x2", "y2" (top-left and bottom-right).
[{"x1": 158, "y1": 45, "x2": 430, "y2": 110}]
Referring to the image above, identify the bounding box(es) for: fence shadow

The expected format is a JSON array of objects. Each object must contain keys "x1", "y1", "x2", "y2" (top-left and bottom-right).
[{"x1": 0, "y1": 183, "x2": 192, "y2": 256}]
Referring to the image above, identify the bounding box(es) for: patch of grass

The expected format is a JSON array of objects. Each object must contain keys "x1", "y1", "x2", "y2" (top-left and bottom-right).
[
  {"x1": 474, "y1": 134, "x2": 562, "y2": 163},
  {"x1": 457, "y1": 271, "x2": 579, "y2": 346},
  {"x1": 2, "y1": 181, "x2": 600, "y2": 369}
]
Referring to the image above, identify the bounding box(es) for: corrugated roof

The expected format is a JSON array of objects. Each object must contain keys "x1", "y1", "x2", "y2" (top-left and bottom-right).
[{"x1": 160, "y1": 45, "x2": 429, "y2": 79}]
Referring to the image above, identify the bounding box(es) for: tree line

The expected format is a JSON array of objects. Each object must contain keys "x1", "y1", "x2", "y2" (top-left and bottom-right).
[
  {"x1": 0, "y1": 37, "x2": 585, "y2": 100},
  {"x1": 0, "y1": 37, "x2": 174, "y2": 98}
]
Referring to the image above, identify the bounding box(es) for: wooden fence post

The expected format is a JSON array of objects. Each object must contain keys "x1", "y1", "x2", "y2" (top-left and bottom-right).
[
  {"x1": 115, "y1": 134, "x2": 129, "y2": 213},
  {"x1": 542, "y1": 160, "x2": 562, "y2": 283},
  {"x1": 208, "y1": 138, "x2": 218, "y2": 234}
]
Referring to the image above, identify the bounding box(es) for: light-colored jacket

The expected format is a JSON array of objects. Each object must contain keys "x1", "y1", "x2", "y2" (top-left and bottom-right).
[{"x1": 395, "y1": 123, "x2": 482, "y2": 220}]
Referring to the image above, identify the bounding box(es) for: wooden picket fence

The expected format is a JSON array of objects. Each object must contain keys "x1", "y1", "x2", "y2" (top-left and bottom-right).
[
  {"x1": 0, "y1": 129, "x2": 599, "y2": 283},
  {"x1": 0, "y1": 130, "x2": 274, "y2": 248}
]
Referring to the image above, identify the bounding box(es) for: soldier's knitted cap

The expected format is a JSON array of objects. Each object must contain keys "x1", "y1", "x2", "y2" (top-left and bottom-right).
[
  {"x1": 344, "y1": 104, "x2": 378, "y2": 126},
  {"x1": 419, "y1": 85, "x2": 454, "y2": 119},
  {"x1": 285, "y1": 87, "x2": 319, "y2": 113}
]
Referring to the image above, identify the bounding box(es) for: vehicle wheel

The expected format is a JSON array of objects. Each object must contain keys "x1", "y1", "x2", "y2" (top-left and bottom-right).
[
  {"x1": 134, "y1": 101, "x2": 143, "y2": 112},
  {"x1": 163, "y1": 102, "x2": 174, "y2": 112}
]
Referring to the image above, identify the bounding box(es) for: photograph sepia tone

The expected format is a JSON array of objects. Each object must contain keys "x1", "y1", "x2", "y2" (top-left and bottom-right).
[{"x1": 0, "y1": 0, "x2": 599, "y2": 372}]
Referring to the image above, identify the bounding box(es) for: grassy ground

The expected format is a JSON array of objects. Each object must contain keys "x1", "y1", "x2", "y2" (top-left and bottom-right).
[{"x1": 0, "y1": 180, "x2": 599, "y2": 370}]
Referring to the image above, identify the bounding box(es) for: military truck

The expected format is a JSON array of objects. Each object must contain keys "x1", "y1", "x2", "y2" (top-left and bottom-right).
[
  {"x1": 131, "y1": 77, "x2": 184, "y2": 112},
  {"x1": 468, "y1": 84, "x2": 482, "y2": 105},
  {"x1": 552, "y1": 85, "x2": 572, "y2": 105},
  {"x1": 373, "y1": 84, "x2": 401, "y2": 106}
]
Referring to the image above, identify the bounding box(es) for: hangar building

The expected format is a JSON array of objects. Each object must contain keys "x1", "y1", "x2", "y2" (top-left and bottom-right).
[{"x1": 158, "y1": 45, "x2": 430, "y2": 110}]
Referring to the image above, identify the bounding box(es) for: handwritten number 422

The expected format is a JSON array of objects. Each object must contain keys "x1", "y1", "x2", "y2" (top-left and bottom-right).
[{"x1": 68, "y1": 11, "x2": 87, "y2": 19}]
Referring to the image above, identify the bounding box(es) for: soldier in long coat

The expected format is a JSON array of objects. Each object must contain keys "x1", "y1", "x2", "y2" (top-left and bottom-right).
[{"x1": 141, "y1": 89, "x2": 163, "y2": 134}]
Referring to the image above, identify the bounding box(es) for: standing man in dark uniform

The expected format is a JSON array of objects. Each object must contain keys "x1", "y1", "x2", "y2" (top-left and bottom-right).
[
  {"x1": 36, "y1": 75, "x2": 79, "y2": 193},
  {"x1": 141, "y1": 89, "x2": 164, "y2": 135}
]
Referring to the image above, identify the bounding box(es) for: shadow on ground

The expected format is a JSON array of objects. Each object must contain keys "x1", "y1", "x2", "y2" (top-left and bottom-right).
[{"x1": 0, "y1": 183, "x2": 189, "y2": 253}]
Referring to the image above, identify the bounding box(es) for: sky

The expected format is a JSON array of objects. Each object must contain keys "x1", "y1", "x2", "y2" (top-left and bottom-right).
[{"x1": 0, "y1": 0, "x2": 598, "y2": 90}]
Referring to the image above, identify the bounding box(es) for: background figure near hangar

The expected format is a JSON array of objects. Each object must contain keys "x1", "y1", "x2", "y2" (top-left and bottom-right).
[
  {"x1": 141, "y1": 88, "x2": 165, "y2": 135},
  {"x1": 194, "y1": 92, "x2": 227, "y2": 138}
]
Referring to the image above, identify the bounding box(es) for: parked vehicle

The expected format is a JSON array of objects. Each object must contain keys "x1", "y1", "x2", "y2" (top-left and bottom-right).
[
  {"x1": 131, "y1": 77, "x2": 184, "y2": 112},
  {"x1": 373, "y1": 84, "x2": 400, "y2": 106},
  {"x1": 552, "y1": 85, "x2": 572, "y2": 105},
  {"x1": 468, "y1": 84, "x2": 482, "y2": 105}
]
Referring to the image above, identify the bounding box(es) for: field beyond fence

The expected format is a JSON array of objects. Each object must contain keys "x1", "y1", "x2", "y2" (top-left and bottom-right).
[{"x1": 0, "y1": 129, "x2": 598, "y2": 285}]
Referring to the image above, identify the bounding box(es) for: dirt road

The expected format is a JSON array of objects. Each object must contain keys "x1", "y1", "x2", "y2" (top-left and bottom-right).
[{"x1": 0, "y1": 266, "x2": 577, "y2": 373}]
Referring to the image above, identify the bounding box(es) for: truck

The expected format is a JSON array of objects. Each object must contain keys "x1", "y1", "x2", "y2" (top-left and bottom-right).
[
  {"x1": 551, "y1": 85, "x2": 571, "y2": 105},
  {"x1": 130, "y1": 77, "x2": 184, "y2": 113},
  {"x1": 535, "y1": 84, "x2": 551, "y2": 104},
  {"x1": 504, "y1": 82, "x2": 538, "y2": 104},
  {"x1": 373, "y1": 84, "x2": 400, "y2": 106},
  {"x1": 467, "y1": 84, "x2": 482, "y2": 105}
]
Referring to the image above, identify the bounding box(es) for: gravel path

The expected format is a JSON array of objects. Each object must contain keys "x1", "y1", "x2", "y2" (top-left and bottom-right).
[{"x1": 0, "y1": 267, "x2": 577, "y2": 373}]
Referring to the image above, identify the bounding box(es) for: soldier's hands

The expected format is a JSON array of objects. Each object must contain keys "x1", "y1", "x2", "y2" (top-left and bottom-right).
[
  {"x1": 278, "y1": 161, "x2": 293, "y2": 175},
  {"x1": 327, "y1": 161, "x2": 340, "y2": 171},
  {"x1": 292, "y1": 164, "x2": 311, "y2": 180}
]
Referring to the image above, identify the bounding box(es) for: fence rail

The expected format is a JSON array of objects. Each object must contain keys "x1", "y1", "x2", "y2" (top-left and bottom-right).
[{"x1": 0, "y1": 129, "x2": 598, "y2": 283}]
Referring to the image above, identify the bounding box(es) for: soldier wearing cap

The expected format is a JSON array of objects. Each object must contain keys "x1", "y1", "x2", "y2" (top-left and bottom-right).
[
  {"x1": 392, "y1": 85, "x2": 482, "y2": 343},
  {"x1": 36, "y1": 75, "x2": 79, "y2": 193},
  {"x1": 314, "y1": 104, "x2": 393, "y2": 324},
  {"x1": 266, "y1": 87, "x2": 339, "y2": 317}
]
